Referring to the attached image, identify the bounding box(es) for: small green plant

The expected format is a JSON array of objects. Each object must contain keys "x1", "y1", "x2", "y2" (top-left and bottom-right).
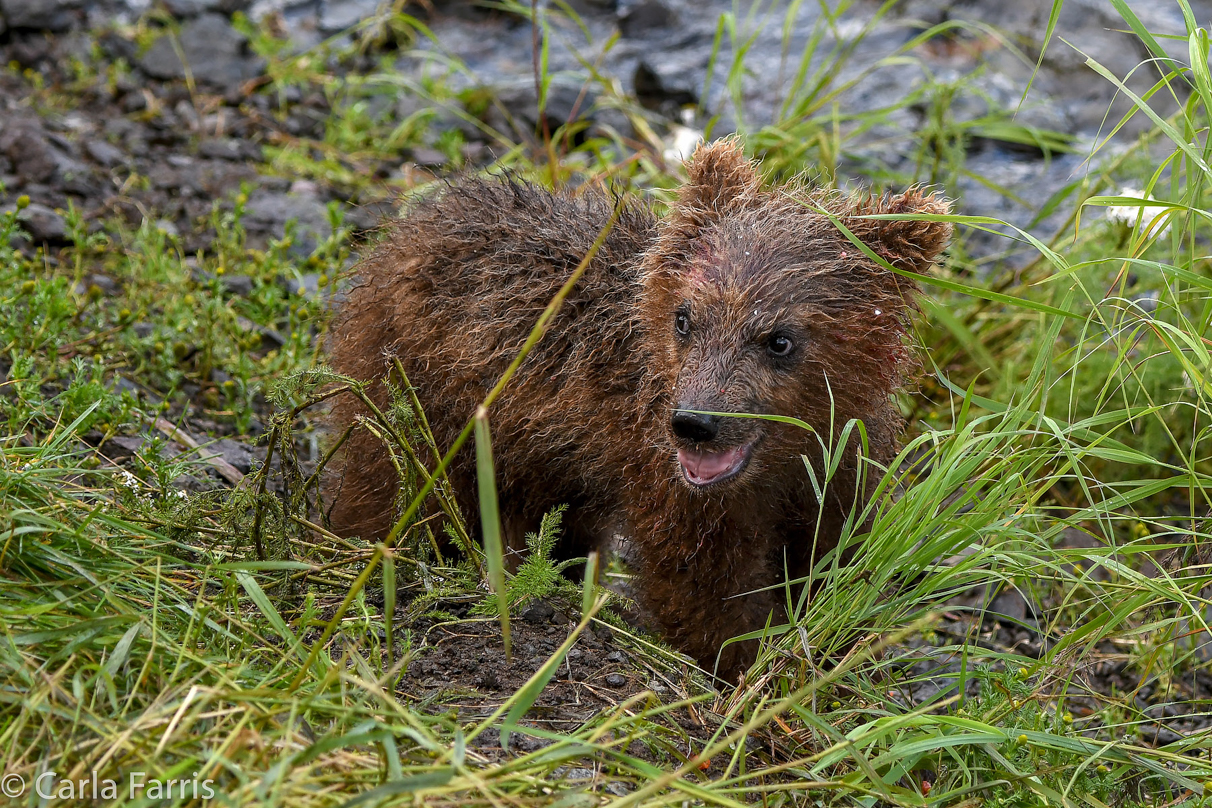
[{"x1": 473, "y1": 505, "x2": 582, "y2": 615}]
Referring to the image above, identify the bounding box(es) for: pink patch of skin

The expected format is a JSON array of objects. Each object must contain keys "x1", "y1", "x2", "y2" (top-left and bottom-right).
[{"x1": 686, "y1": 247, "x2": 731, "y2": 289}]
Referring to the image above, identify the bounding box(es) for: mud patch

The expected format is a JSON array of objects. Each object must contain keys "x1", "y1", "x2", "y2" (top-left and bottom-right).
[{"x1": 396, "y1": 602, "x2": 733, "y2": 766}]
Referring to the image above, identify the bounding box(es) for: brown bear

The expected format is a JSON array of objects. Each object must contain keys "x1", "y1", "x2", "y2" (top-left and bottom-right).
[{"x1": 324, "y1": 138, "x2": 951, "y2": 681}]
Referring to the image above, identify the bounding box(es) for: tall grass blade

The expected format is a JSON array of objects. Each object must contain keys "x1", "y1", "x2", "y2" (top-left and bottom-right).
[{"x1": 474, "y1": 407, "x2": 511, "y2": 660}]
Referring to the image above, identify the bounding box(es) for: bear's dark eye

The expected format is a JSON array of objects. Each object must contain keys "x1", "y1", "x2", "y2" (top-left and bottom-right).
[
  {"x1": 767, "y1": 333, "x2": 795, "y2": 358},
  {"x1": 674, "y1": 310, "x2": 691, "y2": 337}
]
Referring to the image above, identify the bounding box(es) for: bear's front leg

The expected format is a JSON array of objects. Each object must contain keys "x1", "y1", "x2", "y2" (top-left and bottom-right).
[{"x1": 638, "y1": 537, "x2": 788, "y2": 683}]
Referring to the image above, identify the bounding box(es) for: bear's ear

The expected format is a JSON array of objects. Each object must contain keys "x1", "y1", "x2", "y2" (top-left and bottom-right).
[
  {"x1": 842, "y1": 189, "x2": 952, "y2": 274},
  {"x1": 669, "y1": 138, "x2": 761, "y2": 228}
]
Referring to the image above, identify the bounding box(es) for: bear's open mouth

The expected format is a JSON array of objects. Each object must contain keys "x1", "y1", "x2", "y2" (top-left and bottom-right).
[{"x1": 677, "y1": 442, "x2": 754, "y2": 487}]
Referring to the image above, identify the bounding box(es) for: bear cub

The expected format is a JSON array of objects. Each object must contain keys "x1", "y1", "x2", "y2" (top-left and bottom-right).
[{"x1": 324, "y1": 139, "x2": 951, "y2": 680}]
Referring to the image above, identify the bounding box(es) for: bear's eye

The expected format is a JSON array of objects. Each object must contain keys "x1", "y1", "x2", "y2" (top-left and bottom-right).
[
  {"x1": 674, "y1": 310, "x2": 691, "y2": 337},
  {"x1": 766, "y1": 333, "x2": 795, "y2": 358}
]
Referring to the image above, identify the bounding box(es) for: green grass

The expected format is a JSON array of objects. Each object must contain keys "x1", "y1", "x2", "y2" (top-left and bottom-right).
[{"x1": 4, "y1": 0, "x2": 1212, "y2": 805}]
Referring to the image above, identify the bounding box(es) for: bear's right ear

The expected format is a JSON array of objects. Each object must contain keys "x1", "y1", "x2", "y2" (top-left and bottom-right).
[
  {"x1": 669, "y1": 138, "x2": 761, "y2": 229},
  {"x1": 841, "y1": 188, "x2": 952, "y2": 275}
]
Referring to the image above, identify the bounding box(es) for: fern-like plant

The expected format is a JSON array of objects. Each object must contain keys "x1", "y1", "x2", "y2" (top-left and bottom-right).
[{"x1": 475, "y1": 505, "x2": 583, "y2": 614}]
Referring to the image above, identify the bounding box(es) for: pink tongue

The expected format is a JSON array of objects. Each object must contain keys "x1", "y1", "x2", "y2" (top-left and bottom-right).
[{"x1": 678, "y1": 446, "x2": 743, "y2": 483}]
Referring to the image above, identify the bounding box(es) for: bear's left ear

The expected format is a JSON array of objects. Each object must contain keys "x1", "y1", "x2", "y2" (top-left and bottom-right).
[
  {"x1": 669, "y1": 137, "x2": 762, "y2": 229},
  {"x1": 841, "y1": 189, "x2": 952, "y2": 273}
]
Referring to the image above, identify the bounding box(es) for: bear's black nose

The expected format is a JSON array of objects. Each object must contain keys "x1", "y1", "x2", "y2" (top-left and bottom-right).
[{"x1": 671, "y1": 410, "x2": 720, "y2": 443}]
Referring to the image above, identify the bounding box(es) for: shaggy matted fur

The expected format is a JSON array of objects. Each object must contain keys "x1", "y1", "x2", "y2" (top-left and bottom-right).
[{"x1": 324, "y1": 139, "x2": 951, "y2": 680}]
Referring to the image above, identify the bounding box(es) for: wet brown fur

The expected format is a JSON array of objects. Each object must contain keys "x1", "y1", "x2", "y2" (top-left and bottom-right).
[{"x1": 324, "y1": 139, "x2": 951, "y2": 681}]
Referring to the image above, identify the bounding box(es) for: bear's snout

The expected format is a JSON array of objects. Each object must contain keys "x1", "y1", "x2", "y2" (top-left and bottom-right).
[{"x1": 671, "y1": 409, "x2": 721, "y2": 443}]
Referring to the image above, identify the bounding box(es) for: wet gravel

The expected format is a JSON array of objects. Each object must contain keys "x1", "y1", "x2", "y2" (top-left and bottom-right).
[{"x1": 4, "y1": 0, "x2": 1208, "y2": 263}]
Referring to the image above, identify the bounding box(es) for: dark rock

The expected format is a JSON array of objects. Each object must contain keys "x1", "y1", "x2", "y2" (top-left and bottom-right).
[
  {"x1": 277, "y1": 85, "x2": 303, "y2": 106},
  {"x1": 149, "y1": 163, "x2": 194, "y2": 194},
  {"x1": 243, "y1": 188, "x2": 332, "y2": 257},
  {"x1": 87, "y1": 77, "x2": 116, "y2": 104},
  {"x1": 540, "y1": 83, "x2": 596, "y2": 128},
  {"x1": 14, "y1": 203, "x2": 67, "y2": 243},
  {"x1": 474, "y1": 669, "x2": 501, "y2": 689},
  {"x1": 138, "y1": 14, "x2": 266, "y2": 90},
  {"x1": 191, "y1": 267, "x2": 254, "y2": 296},
  {"x1": 43, "y1": 117, "x2": 88, "y2": 141},
  {"x1": 258, "y1": 175, "x2": 292, "y2": 192},
  {"x1": 618, "y1": 0, "x2": 676, "y2": 37},
  {"x1": 396, "y1": 94, "x2": 481, "y2": 144},
  {"x1": 605, "y1": 673, "x2": 626, "y2": 687},
  {"x1": 198, "y1": 137, "x2": 259, "y2": 161},
  {"x1": 174, "y1": 100, "x2": 201, "y2": 131},
  {"x1": 1148, "y1": 726, "x2": 1183, "y2": 746},
  {"x1": 319, "y1": 0, "x2": 382, "y2": 33},
  {"x1": 988, "y1": 588, "x2": 1027, "y2": 623},
  {"x1": 57, "y1": 32, "x2": 94, "y2": 68},
  {"x1": 1056, "y1": 527, "x2": 1100, "y2": 548},
  {"x1": 633, "y1": 60, "x2": 698, "y2": 113},
  {"x1": 0, "y1": 120, "x2": 55, "y2": 184},
  {"x1": 54, "y1": 153, "x2": 98, "y2": 196},
  {"x1": 461, "y1": 141, "x2": 490, "y2": 164},
  {"x1": 18, "y1": 184, "x2": 63, "y2": 208},
  {"x1": 132, "y1": 322, "x2": 156, "y2": 339},
  {"x1": 282, "y1": 111, "x2": 325, "y2": 139},
  {"x1": 220, "y1": 273, "x2": 253, "y2": 295},
  {"x1": 173, "y1": 473, "x2": 223, "y2": 493},
  {"x1": 84, "y1": 138, "x2": 127, "y2": 168},
  {"x1": 520, "y1": 599, "x2": 556, "y2": 625},
  {"x1": 74, "y1": 273, "x2": 120, "y2": 297},
  {"x1": 218, "y1": 274, "x2": 254, "y2": 296},
  {"x1": 605, "y1": 650, "x2": 627, "y2": 663},
  {"x1": 1, "y1": 0, "x2": 80, "y2": 31},
  {"x1": 566, "y1": 0, "x2": 616, "y2": 12},
  {"x1": 1146, "y1": 702, "x2": 1189, "y2": 719},
  {"x1": 236, "y1": 316, "x2": 287, "y2": 349},
  {"x1": 121, "y1": 91, "x2": 148, "y2": 113},
  {"x1": 344, "y1": 202, "x2": 386, "y2": 233},
  {"x1": 407, "y1": 146, "x2": 447, "y2": 167},
  {"x1": 109, "y1": 376, "x2": 144, "y2": 401},
  {"x1": 487, "y1": 80, "x2": 598, "y2": 141},
  {"x1": 208, "y1": 438, "x2": 256, "y2": 474},
  {"x1": 105, "y1": 435, "x2": 147, "y2": 459},
  {"x1": 7, "y1": 37, "x2": 50, "y2": 68},
  {"x1": 470, "y1": 727, "x2": 500, "y2": 748},
  {"x1": 97, "y1": 30, "x2": 139, "y2": 63},
  {"x1": 512, "y1": 734, "x2": 550, "y2": 752},
  {"x1": 149, "y1": 108, "x2": 182, "y2": 135},
  {"x1": 163, "y1": 0, "x2": 239, "y2": 16},
  {"x1": 279, "y1": 272, "x2": 326, "y2": 299}
]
